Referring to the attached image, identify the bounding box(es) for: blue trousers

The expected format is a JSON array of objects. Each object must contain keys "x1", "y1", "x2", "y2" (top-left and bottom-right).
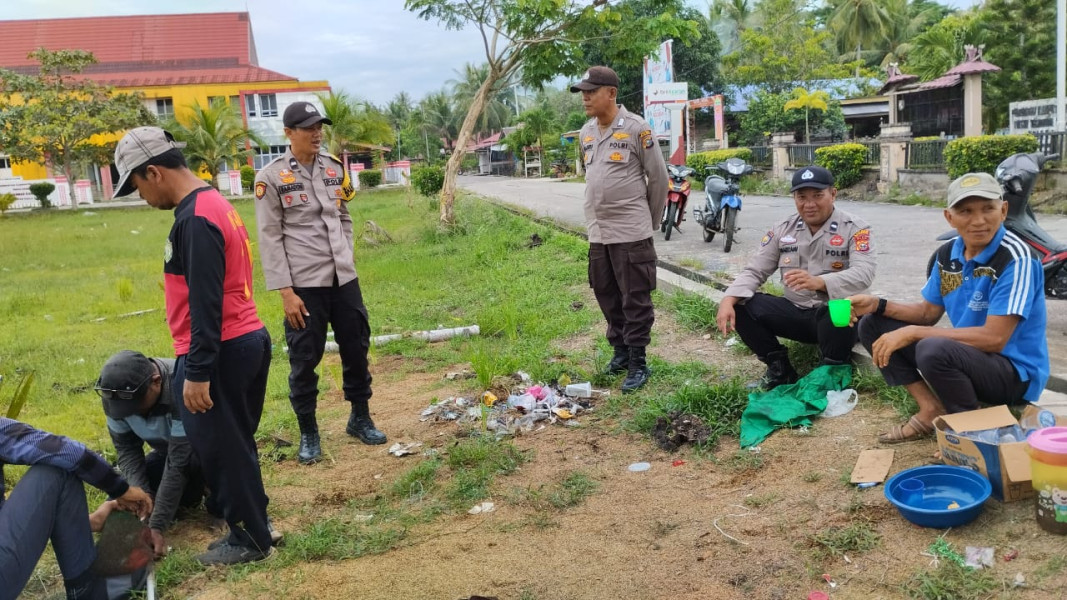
[
  {"x1": 176, "y1": 327, "x2": 272, "y2": 551},
  {"x1": 0, "y1": 465, "x2": 99, "y2": 600},
  {"x1": 284, "y1": 278, "x2": 373, "y2": 415}
]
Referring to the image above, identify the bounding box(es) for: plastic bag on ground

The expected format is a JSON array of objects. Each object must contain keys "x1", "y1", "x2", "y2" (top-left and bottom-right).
[{"x1": 821, "y1": 388, "x2": 858, "y2": 417}]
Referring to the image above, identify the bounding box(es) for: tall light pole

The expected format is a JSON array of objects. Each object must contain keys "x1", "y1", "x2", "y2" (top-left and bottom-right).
[{"x1": 1058, "y1": 0, "x2": 1065, "y2": 131}]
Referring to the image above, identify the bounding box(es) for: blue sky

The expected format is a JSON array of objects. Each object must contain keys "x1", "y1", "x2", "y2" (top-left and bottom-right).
[{"x1": 4, "y1": 0, "x2": 982, "y2": 106}]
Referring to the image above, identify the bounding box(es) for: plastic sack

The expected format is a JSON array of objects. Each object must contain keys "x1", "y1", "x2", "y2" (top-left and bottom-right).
[{"x1": 821, "y1": 388, "x2": 858, "y2": 417}]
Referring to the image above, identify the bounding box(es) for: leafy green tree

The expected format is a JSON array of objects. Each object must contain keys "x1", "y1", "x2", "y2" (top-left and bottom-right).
[
  {"x1": 166, "y1": 100, "x2": 265, "y2": 184},
  {"x1": 449, "y1": 63, "x2": 513, "y2": 136},
  {"x1": 317, "y1": 91, "x2": 394, "y2": 159},
  {"x1": 874, "y1": 0, "x2": 953, "y2": 67},
  {"x1": 580, "y1": 0, "x2": 721, "y2": 113},
  {"x1": 0, "y1": 48, "x2": 153, "y2": 186},
  {"x1": 417, "y1": 90, "x2": 460, "y2": 155},
  {"x1": 723, "y1": 0, "x2": 864, "y2": 93},
  {"x1": 981, "y1": 0, "x2": 1055, "y2": 131},
  {"x1": 783, "y1": 87, "x2": 830, "y2": 143},
  {"x1": 503, "y1": 107, "x2": 559, "y2": 172},
  {"x1": 904, "y1": 11, "x2": 985, "y2": 81},
  {"x1": 737, "y1": 89, "x2": 845, "y2": 146},
  {"x1": 406, "y1": 0, "x2": 698, "y2": 225}
]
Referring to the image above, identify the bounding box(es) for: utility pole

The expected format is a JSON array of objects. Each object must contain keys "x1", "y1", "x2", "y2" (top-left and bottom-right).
[{"x1": 1058, "y1": 0, "x2": 1065, "y2": 131}]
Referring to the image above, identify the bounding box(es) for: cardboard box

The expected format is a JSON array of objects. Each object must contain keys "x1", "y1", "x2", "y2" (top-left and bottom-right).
[
  {"x1": 934, "y1": 405, "x2": 1033, "y2": 503},
  {"x1": 1027, "y1": 391, "x2": 1067, "y2": 427}
]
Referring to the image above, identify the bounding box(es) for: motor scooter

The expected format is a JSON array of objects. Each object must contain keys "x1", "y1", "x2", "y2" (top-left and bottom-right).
[
  {"x1": 660, "y1": 164, "x2": 696, "y2": 241},
  {"x1": 693, "y1": 157, "x2": 754, "y2": 253},
  {"x1": 931, "y1": 152, "x2": 1067, "y2": 298}
]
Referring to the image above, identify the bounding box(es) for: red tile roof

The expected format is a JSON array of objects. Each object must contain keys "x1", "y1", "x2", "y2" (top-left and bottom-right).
[{"x1": 0, "y1": 12, "x2": 298, "y2": 86}]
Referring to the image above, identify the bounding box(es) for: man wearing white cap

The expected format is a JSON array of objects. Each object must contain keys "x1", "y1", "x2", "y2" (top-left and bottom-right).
[
  {"x1": 112, "y1": 126, "x2": 274, "y2": 565},
  {"x1": 851, "y1": 172, "x2": 1049, "y2": 443}
]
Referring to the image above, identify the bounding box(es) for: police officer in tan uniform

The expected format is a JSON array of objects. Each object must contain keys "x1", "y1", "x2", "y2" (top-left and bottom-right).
[
  {"x1": 253, "y1": 101, "x2": 386, "y2": 465},
  {"x1": 572, "y1": 66, "x2": 668, "y2": 393},
  {"x1": 716, "y1": 166, "x2": 876, "y2": 389}
]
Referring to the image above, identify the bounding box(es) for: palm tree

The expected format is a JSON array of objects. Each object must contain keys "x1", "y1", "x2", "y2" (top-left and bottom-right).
[
  {"x1": 709, "y1": 0, "x2": 757, "y2": 54},
  {"x1": 905, "y1": 12, "x2": 985, "y2": 81},
  {"x1": 419, "y1": 90, "x2": 460, "y2": 154},
  {"x1": 874, "y1": 0, "x2": 951, "y2": 68},
  {"x1": 166, "y1": 99, "x2": 264, "y2": 184},
  {"x1": 503, "y1": 107, "x2": 558, "y2": 175},
  {"x1": 317, "y1": 91, "x2": 394, "y2": 160},
  {"x1": 448, "y1": 63, "x2": 511, "y2": 137},
  {"x1": 783, "y1": 87, "x2": 829, "y2": 144},
  {"x1": 829, "y1": 0, "x2": 893, "y2": 73}
]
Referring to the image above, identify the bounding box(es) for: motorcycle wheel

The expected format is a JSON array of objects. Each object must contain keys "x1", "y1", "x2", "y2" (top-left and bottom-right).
[
  {"x1": 664, "y1": 203, "x2": 677, "y2": 241},
  {"x1": 703, "y1": 227, "x2": 715, "y2": 243},
  {"x1": 723, "y1": 207, "x2": 737, "y2": 253}
]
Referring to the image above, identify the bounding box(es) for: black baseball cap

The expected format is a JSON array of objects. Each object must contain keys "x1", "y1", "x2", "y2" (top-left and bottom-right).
[
  {"x1": 569, "y1": 66, "x2": 620, "y2": 92},
  {"x1": 283, "y1": 101, "x2": 333, "y2": 129},
  {"x1": 790, "y1": 166, "x2": 835, "y2": 192},
  {"x1": 95, "y1": 351, "x2": 155, "y2": 419}
]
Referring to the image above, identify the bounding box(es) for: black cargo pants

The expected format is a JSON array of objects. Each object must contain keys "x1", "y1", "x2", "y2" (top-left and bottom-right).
[
  {"x1": 284, "y1": 278, "x2": 373, "y2": 416},
  {"x1": 733, "y1": 293, "x2": 856, "y2": 363},
  {"x1": 588, "y1": 237, "x2": 657, "y2": 348}
]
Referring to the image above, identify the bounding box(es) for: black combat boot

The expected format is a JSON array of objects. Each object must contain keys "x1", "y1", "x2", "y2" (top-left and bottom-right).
[
  {"x1": 346, "y1": 400, "x2": 387, "y2": 445},
  {"x1": 605, "y1": 345, "x2": 629, "y2": 375},
  {"x1": 621, "y1": 346, "x2": 651, "y2": 393},
  {"x1": 295, "y1": 412, "x2": 321, "y2": 465},
  {"x1": 752, "y1": 349, "x2": 799, "y2": 390}
]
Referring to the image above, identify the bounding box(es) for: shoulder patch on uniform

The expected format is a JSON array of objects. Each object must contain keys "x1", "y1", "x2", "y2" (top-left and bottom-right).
[
  {"x1": 254, "y1": 181, "x2": 266, "y2": 199},
  {"x1": 853, "y1": 228, "x2": 871, "y2": 253},
  {"x1": 639, "y1": 129, "x2": 654, "y2": 149},
  {"x1": 761, "y1": 230, "x2": 774, "y2": 246}
]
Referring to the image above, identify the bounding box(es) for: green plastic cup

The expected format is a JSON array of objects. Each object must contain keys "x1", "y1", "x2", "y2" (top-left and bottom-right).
[{"x1": 828, "y1": 298, "x2": 852, "y2": 328}]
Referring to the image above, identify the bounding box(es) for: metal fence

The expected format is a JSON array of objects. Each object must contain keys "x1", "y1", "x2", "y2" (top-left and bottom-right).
[
  {"x1": 748, "y1": 145, "x2": 772, "y2": 166},
  {"x1": 905, "y1": 139, "x2": 949, "y2": 169},
  {"x1": 858, "y1": 141, "x2": 881, "y2": 166},
  {"x1": 1034, "y1": 132, "x2": 1067, "y2": 158},
  {"x1": 788, "y1": 144, "x2": 830, "y2": 167}
]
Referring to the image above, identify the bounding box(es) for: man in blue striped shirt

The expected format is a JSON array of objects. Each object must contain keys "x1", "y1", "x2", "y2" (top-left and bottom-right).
[
  {"x1": 850, "y1": 172, "x2": 1049, "y2": 444},
  {"x1": 0, "y1": 418, "x2": 152, "y2": 599}
]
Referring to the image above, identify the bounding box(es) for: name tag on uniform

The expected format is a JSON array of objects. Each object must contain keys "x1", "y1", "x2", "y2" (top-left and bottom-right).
[{"x1": 278, "y1": 183, "x2": 304, "y2": 194}]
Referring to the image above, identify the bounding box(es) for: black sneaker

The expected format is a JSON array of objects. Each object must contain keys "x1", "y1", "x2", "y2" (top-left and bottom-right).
[
  {"x1": 207, "y1": 521, "x2": 282, "y2": 550},
  {"x1": 196, "y1": 543, "x2": 274, "y2": 566}
]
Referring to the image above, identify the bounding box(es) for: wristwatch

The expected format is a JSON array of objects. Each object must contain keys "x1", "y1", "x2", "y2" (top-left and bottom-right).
[{"x1": 875, "y1": 297, "x2": 888, "y2": 316}]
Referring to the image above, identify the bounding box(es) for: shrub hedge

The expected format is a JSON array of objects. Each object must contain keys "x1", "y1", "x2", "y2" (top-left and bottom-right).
[
  {"x1": 943, "y1": 134, "x2": 1037, "y2": 179},
  {"x1": 686, "y1": 148, "x2": 754, "y2": 175},
  {"x1": 240, "y1": 165, "x2": 255, "y2": 190},
  {"x1": 814, "y1": 143, "x2": 868, "y2": 189},
  {"x1": 359, "y1": 169, "x2": 383, "y2": 189},
  {"x1": 29, "y1": 182, "x2": 55, "y2": 208},
  {"x1": 412, "y1": 165, "x2": 445, "y2": 197}
]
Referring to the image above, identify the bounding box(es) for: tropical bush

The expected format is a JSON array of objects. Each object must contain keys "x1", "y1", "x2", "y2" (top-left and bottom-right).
[
  {"x1": 815, "y1": 143, "x2": 868, "y2": 189},
  {"x1": 0, "y1": 192, "x2": 16, "y2": 215},
  {"x1": 29, "y1": 182, "x2": 55, "y2": 208},
  {"x1": 686, "y1": 148, "x2": 754, "y2": 175},
  {"x1": 412, "y1": 165, "x2": 445, "y2": 197},
  {"x1": 359, "y1": 169, "x2": 383, "y2": 189},
  {"x1": 240, "y1": 165, "x2": 255, "y2": 190},
  {"x1": 943, "y1": 134, "x2": 1038, "y2": 179}
]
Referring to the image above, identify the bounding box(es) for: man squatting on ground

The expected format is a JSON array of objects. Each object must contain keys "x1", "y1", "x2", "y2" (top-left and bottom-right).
[
  {"x1": 113, "y1": 126, "x2": 275, "y2": 566},
  {"x1": 572, "y1": 66, "x2": 668, "y2": 393},
  {"x1": 95, "y1": 350, "x2": 220, "y2": 558},
  {"x1": 0, "y1": 417, "x2": 152, "y2": 600},
  {"x1": 851, "y1": 172, "x2": 1049, "y2": 444},
  {"x1": 254, "y1": 101, "x2": 386, "y2": 465},
  {"x1": 716, "y1": 166, "x2": 876, "y2": 389}
]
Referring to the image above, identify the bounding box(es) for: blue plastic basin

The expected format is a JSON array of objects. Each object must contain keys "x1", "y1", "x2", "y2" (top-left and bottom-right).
[{"x1": 884, "y1": 465, "x2": 992, "y2": 528}]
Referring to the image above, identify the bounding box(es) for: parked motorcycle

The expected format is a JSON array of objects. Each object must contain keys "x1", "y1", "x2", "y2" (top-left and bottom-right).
[
  {"x1": 931, "y1": 151, "x2": 1067, "y2": 298},
  {"x1": 693, "y1": 157, "x2": 754, "y2": 253},
  {"x1": 660, "y1": 164, "x2": 696, "y2": 241}
]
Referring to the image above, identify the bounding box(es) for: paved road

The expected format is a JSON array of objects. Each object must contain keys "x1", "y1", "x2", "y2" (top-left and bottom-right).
[{"x1": 459, "y1": 174, "x2": 1067, "y2": 389}]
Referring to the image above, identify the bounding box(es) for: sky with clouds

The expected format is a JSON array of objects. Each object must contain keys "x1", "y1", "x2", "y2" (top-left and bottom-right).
[{"x1": 5, "y1": 0, "x2": 982, "y2": 106}]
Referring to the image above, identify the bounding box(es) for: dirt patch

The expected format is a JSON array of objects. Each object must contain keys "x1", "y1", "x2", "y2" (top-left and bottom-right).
[{"x1": 159, "y1": 334, "x2": 1066, "y2": 600}]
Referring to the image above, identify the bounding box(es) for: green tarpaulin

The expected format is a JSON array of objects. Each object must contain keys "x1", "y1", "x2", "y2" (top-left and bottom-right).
[{"x1": 739, "y1": 364, "x2": 853, "y2": 448}]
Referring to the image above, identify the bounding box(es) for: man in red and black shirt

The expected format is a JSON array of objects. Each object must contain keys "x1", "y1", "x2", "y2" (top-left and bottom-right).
[{"x1": 113, "y1": 126, "x2": 274, "y2": 566}]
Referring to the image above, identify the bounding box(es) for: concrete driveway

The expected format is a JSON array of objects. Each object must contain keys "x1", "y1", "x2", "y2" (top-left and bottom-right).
[{"x1": 458, "y1": 174, "x2": 1067, "y2": 390}]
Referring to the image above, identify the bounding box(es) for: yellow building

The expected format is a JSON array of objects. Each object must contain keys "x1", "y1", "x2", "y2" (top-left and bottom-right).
[{"x1": 0, "y1": 12, "x2": 329, "y2": 200}]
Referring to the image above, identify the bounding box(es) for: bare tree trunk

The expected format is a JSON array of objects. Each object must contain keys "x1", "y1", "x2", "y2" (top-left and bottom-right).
[{"x1": 439, "y1": 74, "x2": 498, "y2": 226}]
